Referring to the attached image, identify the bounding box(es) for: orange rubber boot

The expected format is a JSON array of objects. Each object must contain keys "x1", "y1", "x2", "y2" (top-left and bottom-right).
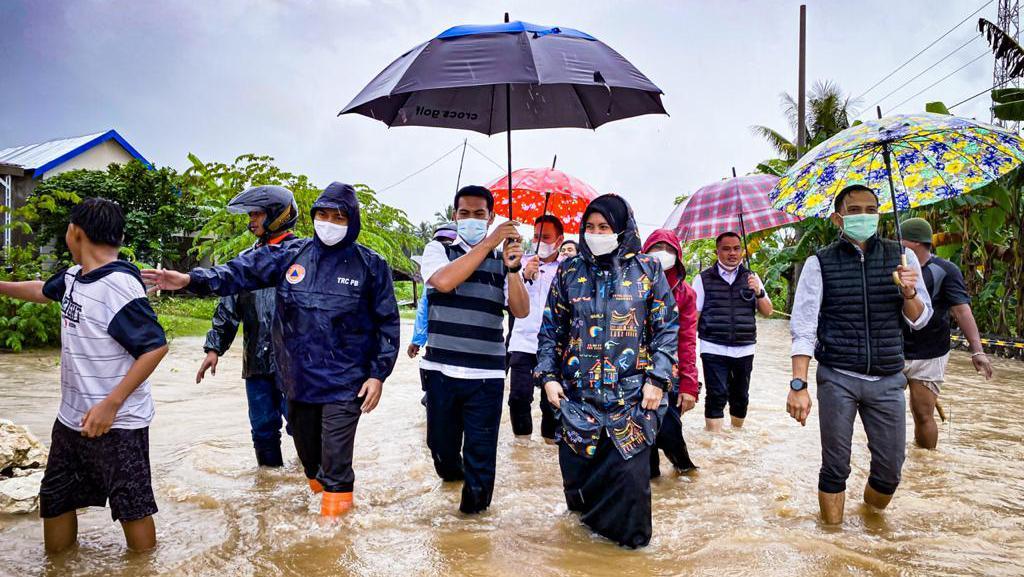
[
  {"x1": 308, "y1": 478, "x2": 324, "y2": 494},
  {"x1": 320, "y1": 491, "x2": 353, "y2": 517}
]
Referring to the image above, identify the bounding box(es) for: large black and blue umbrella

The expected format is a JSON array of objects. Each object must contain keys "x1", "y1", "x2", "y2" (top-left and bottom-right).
[{"x1": 339, "y1": 18, "x2": 666, "y2": 218}]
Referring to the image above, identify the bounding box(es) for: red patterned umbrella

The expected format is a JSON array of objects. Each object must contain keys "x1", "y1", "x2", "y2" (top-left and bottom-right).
[
  {"x1": 664, "y1": 174, "x2": 802, "y2": 243},
  {"x1": 488, "y1": 166, "x2": 599, "y2": 233}
]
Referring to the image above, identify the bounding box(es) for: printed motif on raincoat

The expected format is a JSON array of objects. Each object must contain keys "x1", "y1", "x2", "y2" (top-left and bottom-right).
[{"x1": 535, "y1": 195, "x2": 679, "y2": 460}]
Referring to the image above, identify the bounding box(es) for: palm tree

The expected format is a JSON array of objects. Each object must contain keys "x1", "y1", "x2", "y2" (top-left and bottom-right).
[
  {"x1": 752, "y1": 80, "x2": 857, "y2": 165},
  {"x1": 415, "y1": 220, "x2": 435, "y2": 245},
  {"x1": 750, "y1": 81, "x2": 857, "y2": 311},
  {"x1": 433, "y1": 204, "x2": 454, "y2": 224}
]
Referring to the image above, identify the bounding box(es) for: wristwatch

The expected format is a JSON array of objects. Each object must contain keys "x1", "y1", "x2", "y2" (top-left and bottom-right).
[
  {"x1": 789, "y1": 378, "x2": 808, "y2": 391},
  {"x1": 756, "y1": 289, "x2": 767, "y2": 299}
]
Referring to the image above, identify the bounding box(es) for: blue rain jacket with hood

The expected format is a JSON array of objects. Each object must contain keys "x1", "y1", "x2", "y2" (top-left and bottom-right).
[{"x1": 188, "y1": 182, "x2": 401, "y2": 404}]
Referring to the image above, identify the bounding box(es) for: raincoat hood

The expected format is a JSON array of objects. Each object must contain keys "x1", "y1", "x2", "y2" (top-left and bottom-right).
[
  {"x1": 579, "y1": 194, "x2": 642, "y2": 264},
  {"x1": 311, "y1": 182, "x2": 361, "y2": 250},
  {"x1": 642, "y1": 228, "x2": 687, "y2": 281}
]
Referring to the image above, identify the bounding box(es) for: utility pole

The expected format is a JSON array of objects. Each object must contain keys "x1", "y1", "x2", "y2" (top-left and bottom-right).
[
  {"x1": 797, "y1": 4, "x2": 807, "y2": 152},
  {"x1": 791, "y1": 4, "x2": 808, "y2": 314}
]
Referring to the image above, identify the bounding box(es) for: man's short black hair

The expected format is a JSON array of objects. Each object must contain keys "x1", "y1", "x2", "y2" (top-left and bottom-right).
[
  {"x1": 534, "y1": 214, "x2": 564, "y2": 237},
  {"x1": 454, "y1": 185, "x2": 494, "y2": 212},
  {"x1": 560, "y1": 239, "x2": 578, "y2": 249},
  {"x1": 834, "y1": 184, "x2": 878, "y2": 211},
  {"x1": 715, "y1": 231, "x2": 742, "y2": 246},
  {"x1": 69, "y1": 197, "x2": 124, "y2": 247}
]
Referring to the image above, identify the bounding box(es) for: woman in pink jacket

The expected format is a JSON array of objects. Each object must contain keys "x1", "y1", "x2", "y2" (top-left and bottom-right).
[{"x1": 643, "y1": 229, "x2": 699, "y2": 475}]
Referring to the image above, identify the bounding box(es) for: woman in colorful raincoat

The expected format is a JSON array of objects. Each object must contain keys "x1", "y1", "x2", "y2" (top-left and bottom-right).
[{"x1": 535, "y1": 194, "x2": 679, "y2": 548}]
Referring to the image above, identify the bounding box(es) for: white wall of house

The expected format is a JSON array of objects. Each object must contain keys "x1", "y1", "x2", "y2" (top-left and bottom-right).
[{"x1": 41, "y1": 140, "x2": 135, "y2": 179}]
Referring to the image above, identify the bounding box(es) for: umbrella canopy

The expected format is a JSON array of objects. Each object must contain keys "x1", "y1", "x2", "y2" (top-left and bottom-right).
[
  {"x1": 771, "y1": 113, "x2": 1024, "y2": 219},
  {"x1": 339, "y1": 20, "x2": 667, "y2": 133},
  {"x1": 664, "y1": 174, "x2": 802, "y2": 242},
  {"x1": 487, "y1": 167, "x2": 598, "y2": 233}
]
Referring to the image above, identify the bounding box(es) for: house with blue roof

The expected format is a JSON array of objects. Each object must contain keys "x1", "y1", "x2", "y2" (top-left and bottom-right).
[{"x1": 0, "y1": 129, "x2": 150, "y2": 253}]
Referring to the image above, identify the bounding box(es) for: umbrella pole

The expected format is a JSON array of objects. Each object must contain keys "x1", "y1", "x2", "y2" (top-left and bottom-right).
[
  {"x1": 506, "y1": 82, "x2": 513, "y2": 222},
  {"x1": 881, "y1": 142, "x2": 909, "y2": 285},
  {"x1": 738, "y1": 212, "x2": 751, "y2": 270}
]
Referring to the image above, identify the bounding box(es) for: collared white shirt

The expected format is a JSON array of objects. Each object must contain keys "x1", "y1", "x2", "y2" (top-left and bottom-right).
[
  {"x1": 691, "y1": 262, "x2": 761, "y2": 358},
  {"x1": 419, "y1": 235, "x2": 511, "y2": 380},
  {"x1": 508, "y1": 257, "x2": 560, "y2": 355},
  {"x1": 790, "y1": 247, "x2": 933, "y2": 381}
]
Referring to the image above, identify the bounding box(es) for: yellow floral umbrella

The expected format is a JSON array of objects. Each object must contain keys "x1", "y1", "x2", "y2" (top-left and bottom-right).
[{"x1": 770, "y1": 113, "x2": 1024, "y2": 241}]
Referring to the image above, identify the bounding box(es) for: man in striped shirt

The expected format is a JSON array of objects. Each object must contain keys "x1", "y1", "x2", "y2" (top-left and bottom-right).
[{"x1": 419, "y1": 185, "x2": 529, "y2": 514}]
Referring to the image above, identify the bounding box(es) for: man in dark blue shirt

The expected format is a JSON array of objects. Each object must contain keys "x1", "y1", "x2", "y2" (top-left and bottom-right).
[
  {"x1": 900, "y1": 218, "x2": 993, "y2": 449},
  {"x1": 143, "y1": 183, "x2": 400, "y2": 517}
]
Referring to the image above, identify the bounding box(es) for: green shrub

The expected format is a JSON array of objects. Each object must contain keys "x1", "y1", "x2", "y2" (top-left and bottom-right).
[{"x1": 0, "y1": 297, "x2": 61, "y2": 351}]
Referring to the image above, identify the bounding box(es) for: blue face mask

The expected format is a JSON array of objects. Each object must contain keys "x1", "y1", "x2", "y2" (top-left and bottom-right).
[{"x1": 457, "y1": 218, "x2": 488, "y2": 246}]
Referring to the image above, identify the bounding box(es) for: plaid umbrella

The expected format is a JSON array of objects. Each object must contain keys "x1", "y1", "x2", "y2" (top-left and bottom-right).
[
  {"x1": 664, "y1": 174, "x2": 802, "y2": 243},
  {"x1": 487, "y1": 166, "x2": 598, "y2": 234}
]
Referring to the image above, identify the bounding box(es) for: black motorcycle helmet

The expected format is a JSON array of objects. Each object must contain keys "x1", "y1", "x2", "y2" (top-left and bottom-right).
[{"x1": 226, "y1": 185, "x2": 298, "y2": 241}]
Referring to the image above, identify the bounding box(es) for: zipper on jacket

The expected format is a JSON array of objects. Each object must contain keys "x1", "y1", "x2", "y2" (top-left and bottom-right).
[
  {"x1": 598, "y1": 269, "x2": 611, "y2": 391},
  {"x1": 860, "y1": 250, "x2": 872, "y2": 374}
]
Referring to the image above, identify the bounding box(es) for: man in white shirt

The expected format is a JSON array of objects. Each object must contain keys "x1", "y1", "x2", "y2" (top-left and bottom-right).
[
  {"x1": 418, "y1": 185, "x2": 530, "y2": 514},
  {"x1": 691, "y1": 232, "x2": 773, "y2": 432},
  {"x1": 507, "y1": 215, "x2": 564, "y2": 442},
  {"x1": 786, "y1": 184, "x2": 932, "y2": 525}
]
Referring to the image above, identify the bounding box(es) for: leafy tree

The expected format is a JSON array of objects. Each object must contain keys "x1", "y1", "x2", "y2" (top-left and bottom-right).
[
  {"x1": 20, "y1": 160, "x2": 198, "y2": 267},
  {"x1": 183, "y1": 154, "x2": 422, "y2": 274}
]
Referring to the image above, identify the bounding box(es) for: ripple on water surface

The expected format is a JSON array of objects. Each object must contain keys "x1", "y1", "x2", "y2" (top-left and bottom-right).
[{"x1": 1, "y1": 321, "x2": 1022, "y2": 577}]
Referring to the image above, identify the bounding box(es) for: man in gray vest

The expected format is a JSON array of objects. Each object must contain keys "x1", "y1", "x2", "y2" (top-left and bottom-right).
[
  {"x1": 418, "y1": 185, "x2": 529, "y2": 514},
  {"x1": 691, "y1": 232, "x2": 773, "y2": 432},
  {"x1": 787, "y1": 184, "x2": 932, "y2": 525}
]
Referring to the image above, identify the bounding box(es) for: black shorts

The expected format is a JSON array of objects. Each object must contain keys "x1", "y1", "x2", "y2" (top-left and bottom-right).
[{"x1": 39, "y1": 420, "x2": 158, "y2": 522}]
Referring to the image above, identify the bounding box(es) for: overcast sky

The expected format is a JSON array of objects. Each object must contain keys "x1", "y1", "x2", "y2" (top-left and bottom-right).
[{"x1": 0, "y1": 0, "x2": 1004, "y2": 236}]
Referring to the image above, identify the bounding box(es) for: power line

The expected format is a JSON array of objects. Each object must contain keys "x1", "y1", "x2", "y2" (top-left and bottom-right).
[
  {"x1": 853, "y1": 0, "x2": 994, "y2": 102},
  {"x1": 466, "y1": 143, "x2": 506, "y2": 171},
  {"x1": 887, "y1": 51, "x2": 991, "y2": 113},
  {"x1": 856, "y1": 34, "x2": 982, "y2": 118},
  {"x1": 948, "y1": 76, "x2": 1018, "y2": 110},
  {"x1": 378, "y1": 142, "x2": 465, "y2": 193}
]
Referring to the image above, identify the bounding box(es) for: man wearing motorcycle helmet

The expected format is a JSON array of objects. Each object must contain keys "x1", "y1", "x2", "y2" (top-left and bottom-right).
[{"x1": 197, "y1": 185, "x2": 299, "y2": 467}]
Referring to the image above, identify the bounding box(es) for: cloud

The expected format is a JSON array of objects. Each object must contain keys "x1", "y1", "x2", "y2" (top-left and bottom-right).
[{"x1": 0, "y1": 0, "x2": 1002, "y2": 230}]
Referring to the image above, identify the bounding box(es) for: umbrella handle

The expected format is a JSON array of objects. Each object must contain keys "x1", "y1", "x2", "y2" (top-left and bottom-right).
[{"x1": 892, "y1": 253, "x2": 908, "y2": 288}]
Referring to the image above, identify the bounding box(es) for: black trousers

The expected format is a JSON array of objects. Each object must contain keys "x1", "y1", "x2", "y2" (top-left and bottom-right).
[
  {"x1": 701, "y1": 353, "x2": 754, "y2": 419},
  {"x1": 423, "y1": 369, "x2": 504, "y2": 514},
  {"x1": 289, "y1": 398, "x2": 362, "y2": 493},
  {"x1": 559, "y1": 432, "x2": 653, "y2": 548},
  {"x1": 650, "y1": 392, "x2": 697, "y2": 477},
  {"x1": 507, "y1": 351, "x2": 558, "y2": 438}
]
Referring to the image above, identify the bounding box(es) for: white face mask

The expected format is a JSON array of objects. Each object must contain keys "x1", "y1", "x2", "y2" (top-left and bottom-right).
[
  {"x1": 649, "y1": 250, "x2": 676, "y2": 271},
  {"x1": 586, "y1": 233, "x2": 619, "y2": 256},
  {"x1": 315, "y1": 220, "x2": 348, "y2": 246},
  {"x1": 536, "y1": 241, "x2": 557, "y2": 259}
]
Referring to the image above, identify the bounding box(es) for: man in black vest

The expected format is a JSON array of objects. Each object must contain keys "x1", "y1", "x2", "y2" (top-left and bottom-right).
[
  {"x1": 900, "y1": 218, "x2": 992, "y2": 449},
  {"x1": 418, "y1": 185, "x2": 530, "y2": 514},
  {"x1": 787, "y1": 184, "x2": 932, "y2": 525},
  {"x1": 692, "y1": 232, "x2": 773, "y2": 432}
]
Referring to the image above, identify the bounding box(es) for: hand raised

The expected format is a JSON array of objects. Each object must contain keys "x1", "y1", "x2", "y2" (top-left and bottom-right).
[{"x1": 141, "y1": 268, "x2": 191, "y2": 293}]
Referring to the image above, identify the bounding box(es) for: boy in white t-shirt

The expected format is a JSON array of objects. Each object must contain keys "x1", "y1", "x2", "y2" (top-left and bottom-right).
[{"x1": 0, "y1": 198, "x2": 168, "y2": 553}]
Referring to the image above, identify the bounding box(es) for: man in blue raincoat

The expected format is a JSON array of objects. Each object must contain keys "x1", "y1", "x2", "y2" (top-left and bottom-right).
[{"x1": 142, "y1": 182, "x2": 400, "y2": 517}]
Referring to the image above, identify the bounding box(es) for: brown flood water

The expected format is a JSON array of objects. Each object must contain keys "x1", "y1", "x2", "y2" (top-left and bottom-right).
[{"x1": 1, "y1": 319, "x2": 1022, "y2": 577}]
